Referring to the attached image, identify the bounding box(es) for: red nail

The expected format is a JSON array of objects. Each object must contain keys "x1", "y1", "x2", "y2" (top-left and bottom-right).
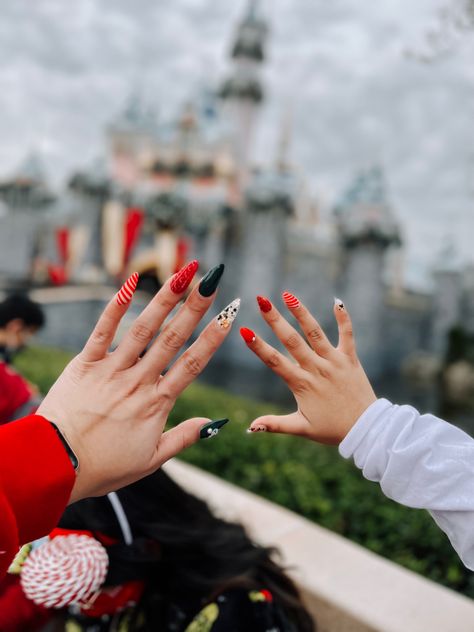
[
  {"x1": 116, "y1": 272, "x2": 139, "y2": 305},
  {"x1": 257, "y1": 295, "x2": 272, "y2": 313},
  {"x1": 282, "y1": 291, "x2": 300, "y2": 309},
  {"x1": 170, "y1": 260, "x2": 199, "y2": 294},
  {"x1": 240, "y1": 327, "x2": 256, "y2": 344}
]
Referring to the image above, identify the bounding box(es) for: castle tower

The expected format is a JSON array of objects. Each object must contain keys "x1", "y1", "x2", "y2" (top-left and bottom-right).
[
  {"x1": 336, "y1": 167, "x2": 401, "y2": 377},
  {"x1": 221, "y1": 170, "x2": 293, "y2": 377},
  {"x1": 220, "y1": 0, "x2": 268, "y2": 186},
  {"x1": 431, "y1": 238, "x2": 463, "y2": 355}
]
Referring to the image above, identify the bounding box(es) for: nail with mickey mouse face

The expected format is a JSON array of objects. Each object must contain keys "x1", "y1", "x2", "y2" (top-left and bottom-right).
[
  {"x1": 216, "y1": 298, "x2": 241, "y2": 329},
  {"x1": 200, "y1": 418, "x2": 229, "y2": 440}
]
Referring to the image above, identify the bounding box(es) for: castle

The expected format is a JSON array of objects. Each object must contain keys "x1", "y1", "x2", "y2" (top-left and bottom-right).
[{"x1": 0, "y1": 0, "x2": 473, "y2": 389}]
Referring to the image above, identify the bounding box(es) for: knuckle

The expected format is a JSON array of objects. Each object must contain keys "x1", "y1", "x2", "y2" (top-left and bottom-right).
[
  {"x1": 318, "y1": 366, "x2": 332, "y2": 380},
  {"x1": 264, "y1": 352, "x2": 281, "y2": 369},
  {"x1": 161, "y1": 327, "x2": 186, "y2": 351},
  {"x1": 284, "y1": 333, "x2": 301, "y2": 350},
  {"x1": 292, "y1": 377, "x2": 312, "y2": 394},
  {"x1": 92, "y1": 327, "x2": 109, "y2": 345},
  {"x1": 154, "y1": 391, "x2": 173, "y2": 412},
  {"x1": 130, "y1": 322, "x2": 154, "y2": 344},
  {"x1": 183, "y1": 354, "x2": 202, "y2": 376},
  {"x1": 307, "y1": 327, "x2": 323, "y2": 342}
]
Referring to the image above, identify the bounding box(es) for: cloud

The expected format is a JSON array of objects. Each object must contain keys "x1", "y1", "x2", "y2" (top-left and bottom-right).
[{"x1": 0, "y1": 0, "x2": 472, "y2": 287}]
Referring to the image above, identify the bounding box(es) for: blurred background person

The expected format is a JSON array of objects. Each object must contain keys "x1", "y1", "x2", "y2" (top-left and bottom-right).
[{"x1": 0, "y1": 293, "x2": 45, "y2": 424}]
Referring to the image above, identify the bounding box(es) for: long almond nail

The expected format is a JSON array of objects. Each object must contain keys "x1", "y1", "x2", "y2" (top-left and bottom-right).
[
  {"x1": 216, "y1": 298, "x2": 241, "y2": 329},
  {"x1": 240, "y1": 327, "x2": 256, "y2": 343},
  {"x1": 116, "y1": 272, "x2": 139, "y2": 305},
  {"x1": 257, "y1": 295, "x2": 272, "y2": 313},
  {"x1": 200, "y1": 418, "x2": 229, "y2": 439},
  {"x1": 199, "y1": 264, "x2": 225, "y2": 297},
  {"x1": 170, "y1": 260, "x2": 199, "y2": 294},
  {"x1": 282, "y1": 291, "x2": 300, "y2": 309}
]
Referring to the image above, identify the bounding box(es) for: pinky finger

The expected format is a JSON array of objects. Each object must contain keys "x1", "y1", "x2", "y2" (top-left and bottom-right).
[
  {"x1": 81, "y1": 273, "x2": 139, "y2": 362},
  {"x1": 334, "y1": 298, "x2": 356, "y2": 359}
]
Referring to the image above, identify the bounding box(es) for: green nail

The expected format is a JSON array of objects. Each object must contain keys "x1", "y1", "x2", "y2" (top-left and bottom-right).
[
  {"x1": 200, "y1": 418, "x2": 229, "y2": 439},
  {"x1": 199, "y1": 264, "x2": 225, "y2": 297}
]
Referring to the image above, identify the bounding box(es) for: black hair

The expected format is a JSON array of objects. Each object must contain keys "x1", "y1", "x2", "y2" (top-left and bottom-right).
[
  {"x1": 60, "y1": 470, "x2": 315, "y2": 631},
  {"x1": 0, "y1": 294, "x2": 45, "y2": 329}
]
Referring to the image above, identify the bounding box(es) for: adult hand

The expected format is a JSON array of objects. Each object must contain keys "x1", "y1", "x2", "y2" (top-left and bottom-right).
[
  {"x1": 240, "y1": 294, "x2": 376, "y2": 445},
  {"x1": 37, "y1": 262, "x2": 239, "y2": 502}
]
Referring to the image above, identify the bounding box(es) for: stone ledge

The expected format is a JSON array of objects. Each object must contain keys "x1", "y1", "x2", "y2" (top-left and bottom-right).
[{"x1": 164, "y1": 459, "x2": 474, "y2": 632}]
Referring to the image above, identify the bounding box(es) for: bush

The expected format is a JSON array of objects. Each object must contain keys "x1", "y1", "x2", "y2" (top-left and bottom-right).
[{"x1": 15, "y1": 346, "x2": 474, "y2": 598}]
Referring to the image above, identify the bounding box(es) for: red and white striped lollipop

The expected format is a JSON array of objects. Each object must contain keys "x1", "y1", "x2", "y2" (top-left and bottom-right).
[{"x1": 21, "y1": 535, "x2": 108, "y2": 609}]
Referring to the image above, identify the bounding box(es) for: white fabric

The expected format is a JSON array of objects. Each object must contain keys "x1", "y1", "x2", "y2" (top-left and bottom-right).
[{"x1": 339, "y1": 398, "x2": 474, "y2": 570}]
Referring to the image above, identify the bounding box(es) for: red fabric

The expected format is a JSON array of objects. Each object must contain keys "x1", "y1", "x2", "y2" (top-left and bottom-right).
[
  {"x1": 175, "y1": 237, "x2": 189, "y2": 273},
  {"x1": 47, "y1": 264, "x2": 68, "y2": 286},
  {"x1": 83, "y1": 580, "x2": 145, "y2": 617},
  {"x1": 0, "y1": 363, "x2": 33, "y2": 425},
  {"x1": 56, "y1": 227, "x2": 69, "y2": 265},
  {"x1": 0, "y1": 575, "x2": 51, "y2": 632},
  {"x1": 123, "y1": 208, "x2": 144, "y2": 265},
  {"x1": 0, "y1": 415, "x2": 75, "y2": 579}
]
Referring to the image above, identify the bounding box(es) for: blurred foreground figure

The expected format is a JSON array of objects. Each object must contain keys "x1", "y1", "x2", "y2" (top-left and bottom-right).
[{"x1": 1, "y1": 470, "x2": 314, "y2": 632}]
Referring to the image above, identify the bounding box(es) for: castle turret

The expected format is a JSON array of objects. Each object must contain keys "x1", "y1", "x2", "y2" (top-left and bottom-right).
[
  {"x1": 220, "y1": 0, "x2": 268, "y2": 184},
  {"x1": 336, "y1": 167, "x2": 401, "y2": 377},
  {"x1": 431, "y1": 238, "x2": 463, "y2": 355}
]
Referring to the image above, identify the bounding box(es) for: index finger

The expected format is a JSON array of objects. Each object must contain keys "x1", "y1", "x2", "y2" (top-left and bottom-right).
[{"x1": 112, "y1": 260, "x2": 199, "y2": 369}]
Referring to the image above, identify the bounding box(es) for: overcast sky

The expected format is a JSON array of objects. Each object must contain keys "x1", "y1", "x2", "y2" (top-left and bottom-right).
[{"x1": 0, "y1": 0, "x2": 473, "y2": 288}]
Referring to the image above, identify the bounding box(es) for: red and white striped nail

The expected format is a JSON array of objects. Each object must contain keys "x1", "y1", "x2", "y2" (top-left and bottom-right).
[
  {"x1": 170, "y1": 260, "x2": 199, "y2": 294},
  {"x1": 282, "y1": 291, "x2": 300, "y2": 309},
  {"x1": 116, "y1": 272, "x2": 139, "y2": 306}
]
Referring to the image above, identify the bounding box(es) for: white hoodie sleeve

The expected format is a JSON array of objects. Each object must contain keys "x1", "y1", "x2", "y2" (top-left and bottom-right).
[{"x1": 338, "y1": 398, "x2": 474, "y2": 570}]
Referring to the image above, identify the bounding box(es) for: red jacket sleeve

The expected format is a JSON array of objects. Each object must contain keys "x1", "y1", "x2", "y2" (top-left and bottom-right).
[{"x1": 0, "y1": 415, "x2": 75, "y2": 579}]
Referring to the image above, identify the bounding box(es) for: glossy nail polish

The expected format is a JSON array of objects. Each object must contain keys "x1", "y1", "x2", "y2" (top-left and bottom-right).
[
  {"x1": 282, "y1": 291, "x2": 300, "y2": 309},
  {"x1": 170, "y1": 260, "x2": 199, "y2": 294},
  {"x1": 334, "y1": 297, "x2": 345, "y2": 310},
  {"x1": 199, "y1": 264, "x2": 225, "y2": 297},
  {"x1": 256, "y1": 295, "x2": 272, "y2": 313},
  {"x1": 116, "y1": 272, "x2": 139, "y2": 306},
  {"x1": 216, "y1": 298, "x2": 241, "y2": 329},
  {"x1": 240, "y1": 327, "x2": 256, "y2": 344},
  {"x1": 200, "y1": 418, "x2": 229, "y2": 439}
]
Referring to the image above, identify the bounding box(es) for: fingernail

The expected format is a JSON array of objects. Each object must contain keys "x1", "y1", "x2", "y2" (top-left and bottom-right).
[
  {"x1": 256, "y1": 295, "x2": 272, "y2": 313},
  {"x1": 200, "y1": 418, "x2": 229, "y2": 439},
  {"x1": 247, "y1": 425, "x2": 267, "y2": 433},
  {"x1": 170, "y1": 260, "x2": 199, "y2": 294},
  {"x1": 216, "y1": 298, "x2": 241, "y2": 329},
  {"x1": 240, "y1": 327, "x2": 256, "y2": 343},
  {"x1": 282, "y1": 291, "x2": 300, "y2": 309},
  {"x1": 199, "y1": 264, "x2": 225, "y2": 297},
  {"x1": 116, "y1": 272, "x2": 139, "y2": 305},
  {"x1": 334, "y1": 297, "x2": 345, "y2": 310}
]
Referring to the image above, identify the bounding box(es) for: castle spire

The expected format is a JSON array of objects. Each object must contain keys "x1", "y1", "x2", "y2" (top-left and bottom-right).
[{"x1": 220, "y1": 0, "x2": 268, "y2": 186}]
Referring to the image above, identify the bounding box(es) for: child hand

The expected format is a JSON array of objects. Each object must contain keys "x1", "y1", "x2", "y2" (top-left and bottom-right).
[{"x1": 241, "y1": 294, "x2": 376, "y2": 445}]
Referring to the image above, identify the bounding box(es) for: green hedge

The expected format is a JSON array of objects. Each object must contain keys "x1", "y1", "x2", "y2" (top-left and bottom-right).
[{"x1": 15, "y1": 346, "x2": 474, "y2": 598}]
